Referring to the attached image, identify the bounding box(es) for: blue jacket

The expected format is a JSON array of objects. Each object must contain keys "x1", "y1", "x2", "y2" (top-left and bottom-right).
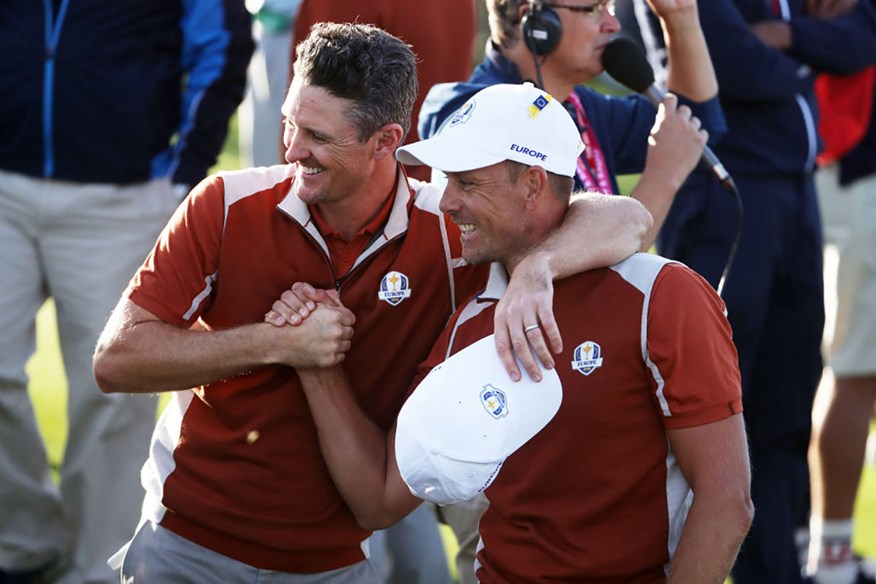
[
  {"x1": 419, "y1": 43, "x2": 727, "y2": 194},
  {"x1": 696, "y1": 0, "x2": 876, "y2": 177},
  {"x1": 0, "y1": 0, "x2": 253, "y2": 186}
]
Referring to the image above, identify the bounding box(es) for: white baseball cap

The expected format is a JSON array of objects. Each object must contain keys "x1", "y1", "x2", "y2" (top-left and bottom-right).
[
  {"x1": 397, "y1": 83, "x2": 584, "y2": 178},
  {"x1": 395, "y1": 335, "x2": 563, "y2": 506}
]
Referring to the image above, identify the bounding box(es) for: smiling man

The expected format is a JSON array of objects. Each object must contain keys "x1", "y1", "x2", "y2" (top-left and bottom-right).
[
  {"x1": 91, "y1": 23, "x2": 651, "y2": 583},
  {"x1": 291, "y1": 82, "x2": 754, "y2": 583}
]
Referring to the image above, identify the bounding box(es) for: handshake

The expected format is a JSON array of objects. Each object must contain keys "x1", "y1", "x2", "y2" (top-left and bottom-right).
[{"x1": 262, "y1": 282, "x2": 356, "y2": 369}]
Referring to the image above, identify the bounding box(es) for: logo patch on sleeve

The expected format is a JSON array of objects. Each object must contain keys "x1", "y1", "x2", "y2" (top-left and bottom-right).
[
  {"x1": 571, "y1": 341, "x2": 604, "y2": 376},
  {"x1": 378, "y1": 271, "x2": 412, "y2": 306}
]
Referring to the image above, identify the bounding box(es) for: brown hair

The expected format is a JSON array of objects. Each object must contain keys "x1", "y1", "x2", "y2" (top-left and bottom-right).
[{"x1": 293, "y1": 22, "x2": 418, "y2": 141}]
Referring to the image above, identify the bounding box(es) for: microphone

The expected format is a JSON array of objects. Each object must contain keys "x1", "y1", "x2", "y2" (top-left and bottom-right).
[{"x1": 602, "y1": 36, "x2": 736, "y2": 193}]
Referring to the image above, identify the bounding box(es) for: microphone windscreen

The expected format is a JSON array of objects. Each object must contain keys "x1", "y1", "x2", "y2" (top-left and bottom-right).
[{"x1": 602, "y1": 36, "x2": 655, "y2": 94}]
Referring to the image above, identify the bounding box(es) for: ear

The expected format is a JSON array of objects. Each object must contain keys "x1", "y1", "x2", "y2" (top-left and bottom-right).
[
  {"x1": 519, "y1": 165, "x2": 550, "y2": 209},
  {"x1": 518, "y1": 1, "x2": 533, "y2": 24},
  {"x1": 372, "y1": 123, "x2": 405, "y2": 161}
]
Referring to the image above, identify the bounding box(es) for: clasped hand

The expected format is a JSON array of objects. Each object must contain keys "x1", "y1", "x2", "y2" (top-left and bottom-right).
[
  {"x1": 263, "y1": 270, "x2": 561, "y2": 384},
  {"x1": 264, "y1": 283, "x2": 355, "y2": 368}
]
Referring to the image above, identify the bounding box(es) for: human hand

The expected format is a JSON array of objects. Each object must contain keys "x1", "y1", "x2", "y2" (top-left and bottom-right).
[
  {"x1": 267, "y1": 301, "x2": 355, "y2": 368},
  {"x1": 494, "y1": 252, "x2": 561, "y2": 382},
  {"x1": 646, "y1": 0, "x2": 700, "y2": 28},
  {"x1": 644, "y1": 93, "x2": 708, "y2": 191},
  {"x1": 265, "y1": 282, "x2": 342, "y2": 326}
]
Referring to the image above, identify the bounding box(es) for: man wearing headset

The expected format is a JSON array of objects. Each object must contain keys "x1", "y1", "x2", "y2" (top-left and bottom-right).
[
  {"x1": 417, "y1": 1, "x2": 725, "y2": 579},
  {"x1": 419, "y1": 0, "x2": 723, "y2": 250}
]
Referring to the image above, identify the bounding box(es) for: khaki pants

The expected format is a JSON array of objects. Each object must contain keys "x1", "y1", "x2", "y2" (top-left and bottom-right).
[
  {"x1": 0, "y1": 169, "x2": 178, "y2": 583},
  {"x1": 434, "y1": 494, "x2": 490, "y2": 584}
]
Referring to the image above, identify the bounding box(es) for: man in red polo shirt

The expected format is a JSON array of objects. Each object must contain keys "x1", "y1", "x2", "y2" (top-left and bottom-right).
[
  {"x1": 288, "y1": 83, "x2": 753, "y2": 583},
  {"x1": 92, "y1": 23, "x2": 650, "y2": 583}
]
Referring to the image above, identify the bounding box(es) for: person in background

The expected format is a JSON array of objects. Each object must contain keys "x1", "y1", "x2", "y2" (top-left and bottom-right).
[
  {"x1": 419, "y1": 0, "x2": 725, "y2": 248},
  {"x1": 618, "y1": 0, "x2": 876, "y2": 581},
  {"x1": 92, "y1": 23, "x2": 650, "y2": 584},
  {"x1": 0, "y1": 2, "x2": 252, "y2": 583},
  {"x1": 807, "y1": 63, "x2": 876, "y2": 584},
  {"x1": 240, "y1": 0, "x2": 303, "y2": 167},
  {"x1": 290, "y1": 0, "x2": 477, "y2": 181},
  {"x1": 283, "y1": 81, "x2": 753, "y2": 584}
]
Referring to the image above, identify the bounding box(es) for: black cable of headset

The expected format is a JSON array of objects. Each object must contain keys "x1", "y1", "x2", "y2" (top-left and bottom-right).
[{"x1": 716, "y1": 179, "x2": 743, "y2": 298}]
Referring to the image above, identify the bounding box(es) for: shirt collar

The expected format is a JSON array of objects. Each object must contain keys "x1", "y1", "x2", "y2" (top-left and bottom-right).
[
  {"x1": 308, "y1": 182, "x2": 396, "y2": 244},
  {"x1": 479, "y1": 262, "x2": 510, "y2": 301}
]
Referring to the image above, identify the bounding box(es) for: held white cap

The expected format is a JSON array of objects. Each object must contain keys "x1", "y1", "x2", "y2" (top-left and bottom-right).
[
  {"x1": 397, "y1": 83, "x2": 584, "y2": 177},
  {"x1": 395, "y1": 335, "x2": 562, "y2": 506}
]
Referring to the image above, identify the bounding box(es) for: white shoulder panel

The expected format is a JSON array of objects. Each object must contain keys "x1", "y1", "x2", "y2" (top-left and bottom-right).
[
  {"x1": 609, "y1": 252, "x2": 675, "y2": 296},
  {"x1": 610, "y1": 253, "x2": 678, "y2": 417},
  {"x1": 219, "y1": 165, "x2": 294, "y2": 209},
  {"x1": 411, "y1": 180, "x2": 445, "y2": 217},
  {"x1": 140, "y1": 390, "x2": 195, "y2": 525}
]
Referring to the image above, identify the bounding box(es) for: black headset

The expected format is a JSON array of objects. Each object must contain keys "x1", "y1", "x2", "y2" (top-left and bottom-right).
[{"x1": 521, "y1": 0, "x2": 563, "y2": 57}]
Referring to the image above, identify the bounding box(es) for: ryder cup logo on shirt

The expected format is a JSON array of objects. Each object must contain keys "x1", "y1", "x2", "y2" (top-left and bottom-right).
[
  {"x1": 480, "y1": 384, "x2": 509, "y2": 419},
  {"x1": 571, "y1": 341, "x2": 604, "y2": 376},
  {"x1": 378, "y1": 271, "x2": 412, "y2": 306}
]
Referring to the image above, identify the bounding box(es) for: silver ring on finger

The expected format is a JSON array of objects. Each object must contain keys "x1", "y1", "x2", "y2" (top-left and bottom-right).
[{"x1": 524, "y1": 324, "x2": 539, "y2": 333}]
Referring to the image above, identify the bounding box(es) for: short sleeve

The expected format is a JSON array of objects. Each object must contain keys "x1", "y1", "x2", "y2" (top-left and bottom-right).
[
  {"x1": 645, "y1": 263, "x2": 743, "y2": 429},
  {"x1": 126, "y1": 175, "x2": 226, "y2": 327}
]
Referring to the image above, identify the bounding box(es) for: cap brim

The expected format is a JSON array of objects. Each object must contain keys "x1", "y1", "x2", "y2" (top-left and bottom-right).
[{"x1": 396, "y1": 136, "x2": 503, "y2": 174}]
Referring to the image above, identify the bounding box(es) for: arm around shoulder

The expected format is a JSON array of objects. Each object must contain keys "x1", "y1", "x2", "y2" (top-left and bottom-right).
[
  {"x1": 491, "y1": 193, "x2": 650, "y2": 381},
  {"x1": 543, "y1": 192, "x2": 651, "y2": 276}
]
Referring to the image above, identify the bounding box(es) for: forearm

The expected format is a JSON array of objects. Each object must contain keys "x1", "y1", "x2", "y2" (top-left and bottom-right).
[
  {"x1": 532, "y1": 193, "x2": 650, "y2": 278},
  {"x1": 662, "y1": 7, "x2": 719, "y2": 101},
  {"x1": 630, "y1": 91, "x2": 710, "y2": 249},
  {"x1": 298, "y1": 368, "x2": 419, "y2": 528},
  {"x1": 667, "y1": 494, "x2": 754, "y2": 583},
  {"x1": 94, "y1": 319, "x2": 278, "y2": 394},
  {"x1": 94, "y1": 297, "x2": 354, "y2": 393},
  {"x1": 629, "y1": 170, "x2": 680, "y2": 250},
  {"x1": 666, "y1": 416, "x2": 754, "y2": 583}
]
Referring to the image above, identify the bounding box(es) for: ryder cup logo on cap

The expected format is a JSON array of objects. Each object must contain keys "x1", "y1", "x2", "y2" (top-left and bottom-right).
[
  {"x1": 396, "y1": 83, "x2": 584, "y2": 178},
  {"x1": 395, "y1": 335, "x2": 562, "y2": 506},
  {"x1": 448, "y1": 99, "x2": 476, "y2": 127}
]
